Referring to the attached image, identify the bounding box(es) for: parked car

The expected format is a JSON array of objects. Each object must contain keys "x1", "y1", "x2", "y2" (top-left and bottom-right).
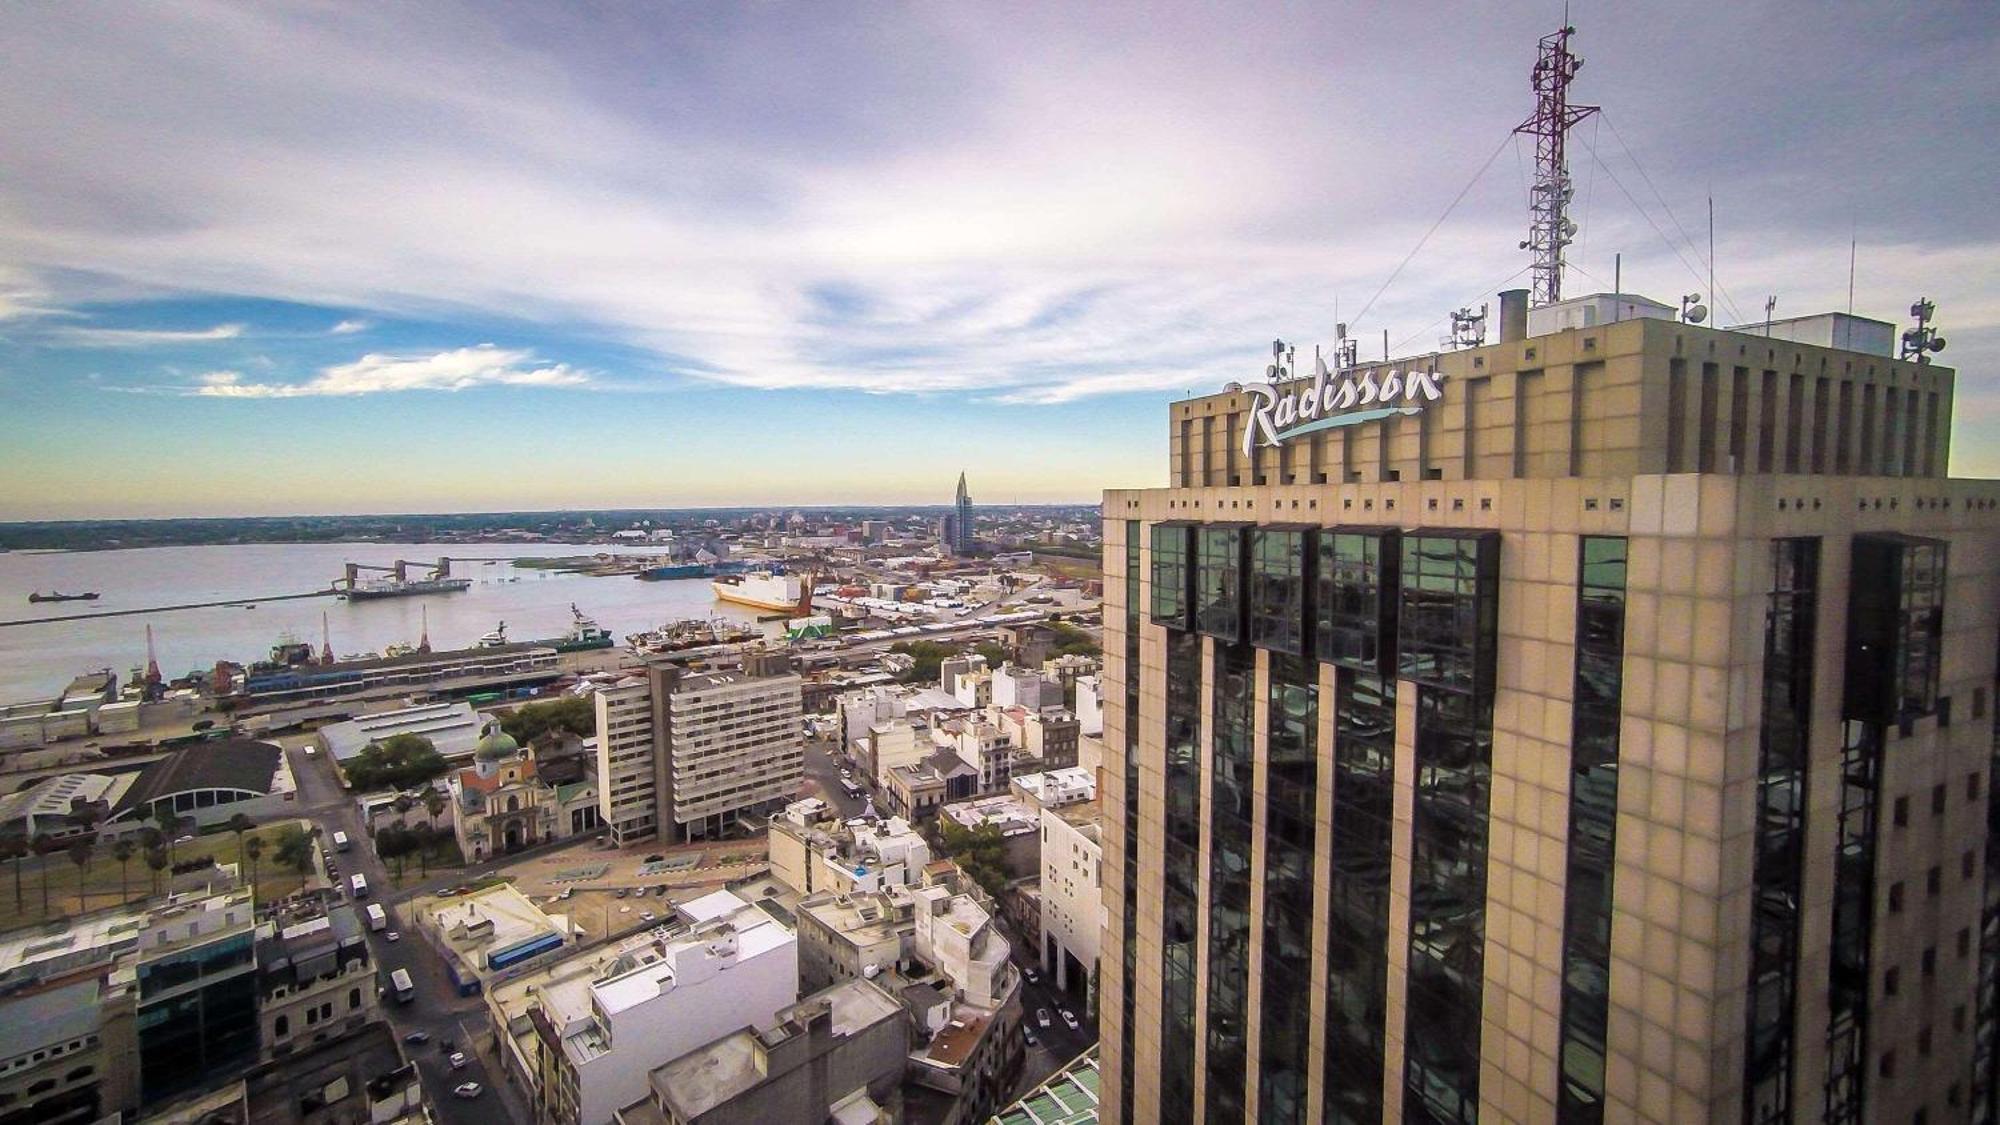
[
  {"x1": 453, "y1": 1083, "x2": 482, "y2": 1099},
  {"x1": 644, "y1": 854, "x2": 665, "y2": 863},
  {"x1": 403, "y1": 1031, "x2": 431, "y2": 1045},
  {"x1": 1023, "y1": 966, "x2": 1039, "y2": 984},
  {"x1": 385, "y1": 931, "x2": 401, "y2": 942},
  {"x1": 1036, "y1": 1008, "x2": 1051, "y2": 1029},
  {"x1": 1061, "y1": 1009, "x2": 1080, "y2": 1031},
  {"x1": 615, "y1": 888, "x2": 628, "y2": 899},
  {"x1": 1023, "y1": 1027, "x2": 1039, "y2": 1047},
  {"x1": 448, "y1": 1052, "x2": 468, "y2": 1070}
]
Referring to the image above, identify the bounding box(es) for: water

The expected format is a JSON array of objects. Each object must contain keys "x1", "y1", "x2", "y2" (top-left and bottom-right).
[{"x1": 0, "y1": 542, "x2": 773, "y2": 699}]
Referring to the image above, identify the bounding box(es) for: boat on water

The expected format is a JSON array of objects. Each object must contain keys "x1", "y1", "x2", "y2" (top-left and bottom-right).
[
  {"x1": 711, "y1": 571, "x2": 806, "y2": 613},
  {"x1": 626, "y1": 618, "x2": 761, "y2": 656},
  {"x1": 549, "y1": 605, "x2": 613, "y2": 652},
  {"x1": 637, "y1": 562, "x2": 712, "y2": 581},
  {"x1": 340, "y1": 576, "x2": 473, "y2": 601},
  {"x1": 475, "y1": 622, "x2": 509, "y2": 648},
  {"x1": 28, "y1": 591, "x2": 100, "y2": 603}
]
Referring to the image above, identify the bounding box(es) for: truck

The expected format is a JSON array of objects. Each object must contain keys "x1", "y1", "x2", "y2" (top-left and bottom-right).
[
  {"x1": 365, "y1": 903, "x2": 388, "y2": 932},
  {"x1": 350, "y1": 873, "x2": 368, "y2": 898},
  {"x1": 390, "y1": 968, "x2": 415, "y2": 1004},
  {"x1": 332, "y1": 830, "x2": 350, "y2": 852}
]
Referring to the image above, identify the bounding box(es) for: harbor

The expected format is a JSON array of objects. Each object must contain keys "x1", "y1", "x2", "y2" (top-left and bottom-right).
[{"x1": 0, "y1": 541, "x2": 773, "y2": 699}]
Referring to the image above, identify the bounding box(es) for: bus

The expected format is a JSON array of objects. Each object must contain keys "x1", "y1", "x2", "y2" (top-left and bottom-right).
[
  {"x1": 389, "y1": 968, "x2": 415, "y2": 1004},
  {"x1": 350, "y1": 873, "x2": 368, "y2": 898},
  {"x1": 332, "y1": 830, "x2": 350, "y2": 853},
  {"x1": 365, "y1": 903, "x2": 388, "y2": 932}
]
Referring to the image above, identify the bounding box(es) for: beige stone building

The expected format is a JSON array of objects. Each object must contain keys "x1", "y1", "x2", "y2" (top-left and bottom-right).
[{"x1": 1098, "y1": 292, "x2": 2000, "y2": 1125}]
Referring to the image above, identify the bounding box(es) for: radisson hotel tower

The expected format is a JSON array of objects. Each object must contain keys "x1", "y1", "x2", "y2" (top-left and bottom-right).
[{"x1": 1097, "y1": 290, "x2": 2000, "y2": 1124}]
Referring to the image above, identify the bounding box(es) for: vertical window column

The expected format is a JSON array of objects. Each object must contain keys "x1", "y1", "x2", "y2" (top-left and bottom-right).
[
  {"x1": 1556, "y1": 537, "x2": 1629, "y2": 1123},
  {"x1": 1259, "y1": 653, "x2": 1319, "y2": 1125},
  {"x1": 1205, "y1": 643, "x2": 1257, "y2": 1122},
  {"x1": 1744, "y1": 539, "x2": 1818, "y2": 1125},
  {"x1": 1119, "y1": 521, "x2": 1143, "y2": 1116},
  {"x1": 1398, "y1": 531, "x2": 1500, "y2": 1125},
  {"x1": 1160, "y1": 630, "x2": 1203, "y2": 1124},
  {"x1": 1319, "y1": 528, "x2": 1400, "y2": 1125},
  {"x1": 1975, "y1": 640, "x2": 2000, "y2": 1125}
]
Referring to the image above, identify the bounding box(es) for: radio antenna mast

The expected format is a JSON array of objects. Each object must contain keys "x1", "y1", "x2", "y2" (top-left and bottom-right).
[{"x1": 1514, "y1": 23, "x2": 1599, "y2": 306}]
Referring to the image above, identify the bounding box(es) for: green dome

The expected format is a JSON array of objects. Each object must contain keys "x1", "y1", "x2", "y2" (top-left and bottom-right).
[{"x1": 474, "y1": 723, "x2": 519, "y2": 761}]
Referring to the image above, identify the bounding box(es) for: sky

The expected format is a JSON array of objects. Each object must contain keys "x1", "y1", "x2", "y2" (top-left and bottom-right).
[{"x1": 0, "y1": 1, "x2": 1994, "y2": 520}]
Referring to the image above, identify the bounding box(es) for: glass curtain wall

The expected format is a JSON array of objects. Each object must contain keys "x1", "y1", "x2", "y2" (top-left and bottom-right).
[
  {"x1": 1259, "y1": 653, "x2": 1318, "y2": 1124},
  {"x1": 1160, "y1": 629, "x2": 1203, "y2": 1123},
  {"x1": 1205, "y1": 642, "x2": 1257, "y2": 1121}
]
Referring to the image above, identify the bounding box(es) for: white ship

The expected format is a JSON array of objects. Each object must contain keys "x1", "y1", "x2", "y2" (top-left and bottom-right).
[{"x1": 710, "y1": 571, "x2": 805, "y2": 613}]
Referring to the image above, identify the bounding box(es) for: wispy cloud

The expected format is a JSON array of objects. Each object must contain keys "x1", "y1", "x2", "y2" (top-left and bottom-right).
[
  {"x1": 329, "y1": 318, "x2": 370, "y2": 335},
  {"x1": 51, "y1": 322, "x2": 245, "y2": 347},
  {"x1": 189, "y1": 344, "x2": 589, "y2": 398}
]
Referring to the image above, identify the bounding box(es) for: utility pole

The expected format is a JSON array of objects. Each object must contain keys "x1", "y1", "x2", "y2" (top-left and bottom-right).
[{"x1": 1514, "y1": 24, "x2": 1599, "y2": 306}]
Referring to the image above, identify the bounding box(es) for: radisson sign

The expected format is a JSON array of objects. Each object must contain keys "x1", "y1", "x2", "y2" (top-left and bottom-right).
[{"x1": 1227, "y1": 351, "x2": 1447, "y2": 460}]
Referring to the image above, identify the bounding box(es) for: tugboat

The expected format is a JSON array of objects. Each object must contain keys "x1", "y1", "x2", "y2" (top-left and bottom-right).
[
  {"x1": 28, "y1": 591, "x2": 100, "y2": 603},
  {"x1": 551, "y1": 605, "x2": 613, "y2": 652}
]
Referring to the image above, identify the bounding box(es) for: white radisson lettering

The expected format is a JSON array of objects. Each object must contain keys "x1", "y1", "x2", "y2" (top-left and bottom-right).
[{"x1": 1236, "y1": 359, "x2": 1446, "y2": 460}]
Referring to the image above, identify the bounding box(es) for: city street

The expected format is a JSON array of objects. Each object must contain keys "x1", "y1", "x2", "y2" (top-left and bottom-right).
[
  {"x1": 280, "y1": 738, "x2": 534, "y2": 1124},
  {"x1": 803, "y1": 735, "x2": 869, "y2": 819}
]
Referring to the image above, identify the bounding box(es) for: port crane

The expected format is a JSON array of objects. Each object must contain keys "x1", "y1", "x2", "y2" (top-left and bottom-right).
[{"x1": 336, "y1": 557, "x2": 470, "y2": 597}]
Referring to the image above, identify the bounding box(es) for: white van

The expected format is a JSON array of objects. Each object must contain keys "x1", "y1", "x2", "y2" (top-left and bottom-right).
[
  {"x1": 332, "y1": 830, "x2": 351, "y2": 853},
  {"x1": 365, "y1": 903, "x2": 388, "y2": 932},
  {"x1": 350, "y1": 873, "x2": 368, "y2": 898}
]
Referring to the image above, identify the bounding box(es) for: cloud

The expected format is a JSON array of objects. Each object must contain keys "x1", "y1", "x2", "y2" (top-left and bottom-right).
[
  {"x1": 190, "y1": 344, "x2": 590, "y2": 398},
  {"x1": 49, "y1": 322, "x2": 245, "y2": 346},
  {"x1": 0, "y1": 2, "x2": 1994, "y2": 412},
  {"x1": 329, "y1": 318, "x2": 370, "y2": 335}
]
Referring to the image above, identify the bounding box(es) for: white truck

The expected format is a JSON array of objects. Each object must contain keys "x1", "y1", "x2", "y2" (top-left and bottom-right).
[
  {"x1": 390, "y1": 968, "x2": 415, "y2": 1004},
  {"x1": 365, "y1": 903, "x2": 388, "y2": 932},
  {"x1": 332, "y1": 830, "x2": 351, "y2": 852},
  {"x1": 350, "y1": 873, "x2": 368, "y2": 898}
]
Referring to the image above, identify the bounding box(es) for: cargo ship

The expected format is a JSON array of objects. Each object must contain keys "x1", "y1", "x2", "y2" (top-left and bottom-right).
[
  {"x1": 340, "y1": 576, "x2": 473, "y2": 601},
  {"x1": 28, "y1": 591, "x2": 100, "y2": 603},
  {"x1": 637, "y1": 562, "x2": 712, "y2": 581},
  {"x1": 711, "y1": 571, "x2": 806, "y2": 613}
]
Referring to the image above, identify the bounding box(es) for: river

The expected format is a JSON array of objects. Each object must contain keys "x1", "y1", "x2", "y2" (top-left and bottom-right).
[{"x1": 0, "y1": 542, "x2": 773, "y2": 700}]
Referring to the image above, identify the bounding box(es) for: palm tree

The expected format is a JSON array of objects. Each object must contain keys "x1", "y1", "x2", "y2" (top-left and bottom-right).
[
  {"x1": 0, "y1": 835, "x2": 25, "y2": 912},
  {"x1": 67, "y1": 839, "x2": 94, "y2": 911},
  {"x1": 423, "y1": 789, "x2": 446, "y2": 832},
  {"x1": 243, "y1": 836, "x2": 265, "y2": 898},
  {"x1": 152, "y1": 805, "x2": 183, "y2": 863},
  {"x1": 111, "y1": 839, "x2": 136, "y2": 904},
  {"x1": 144, "y1": 847, "x2": 169, "y2": 895},
  {"x1": 32, "y1": 834, "x2": 62, "y2": 914},
  {"x1": 226, "y1": 813, "x2": 254, "y2": 862},
  {"x1": 410, "y1": 824, "x2": 432, "y2": 878}
]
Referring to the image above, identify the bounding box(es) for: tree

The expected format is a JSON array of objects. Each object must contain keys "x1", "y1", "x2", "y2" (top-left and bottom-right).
[
  {"x1": 409, "y1": 824, "x2": 434, "y2": 878},
  {"x1": 32, "y1": 834, "x2": 62, "y2": 913},
  {"x1": 272, "y1": 824, "x2": 316, "y2": 876},
  {"x1": 226, "y1": 812, "x2": 255, "y2": 860},
  {"x1": 111, "y1": 838, "x2": 136, "y2": 903},
  {"x1": 888, "y1": 640, "x2": 959, "y2": 684},
  {"x1": 67, "y1": 839, "x2": 94, "y2": 909},
  {"x1": 376, "y1": 825, "x2": 412, "y2": 882},
  {"x1": 934, "y1": 821, "x2": 1009, "y2": 899},
  {"x1": 343, "y1": 734, "x2": 448, "y2": 791},
  {"x1": 243, "y1": 836, "x2": 264, "y2": 896},
  {"x1": 423, "y1": 790, "x2": 446, "y2": 832},
  {"x1": 144, "y1": 846, "x2": 170, "y2": 895},
  {"x1": 973, "y1": 641, "x2": 1011, "y2": 669},
  {"x1": 497, "y1": 696, "x2": 594, "y2": 744},
  {"x1": 151, "y1": 805, "x2": 184, "y2": 863},
  {"x1": 0, "y1": 834, "x2": 25, "y2": 912},
  {"x1": 1046, "y1": 621, "x2": 1101, "y2": 658}
]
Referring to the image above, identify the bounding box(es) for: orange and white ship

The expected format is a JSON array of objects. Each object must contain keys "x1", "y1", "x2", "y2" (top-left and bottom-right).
[{"x1": 710, "y1": 571, "x2": 807, "y2": 613}]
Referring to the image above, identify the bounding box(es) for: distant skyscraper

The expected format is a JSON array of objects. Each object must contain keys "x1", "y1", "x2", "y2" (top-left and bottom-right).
[{"x1": 954, "y1": 471, "x2": 974, "y2": 553}]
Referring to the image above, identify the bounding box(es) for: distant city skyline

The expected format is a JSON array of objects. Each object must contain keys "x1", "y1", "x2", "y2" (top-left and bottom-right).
[{"x1": 1, "y1": 2, "x2": 1994, "y2": 520}]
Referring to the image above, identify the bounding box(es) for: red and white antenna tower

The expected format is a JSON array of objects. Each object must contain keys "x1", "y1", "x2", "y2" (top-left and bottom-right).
[
  {"x1": 1514, "y1": 24, "x2": 1599, "y2": 306},
  {"x1": 320, "y1": 611, "x2": 335, "y2": 665}
]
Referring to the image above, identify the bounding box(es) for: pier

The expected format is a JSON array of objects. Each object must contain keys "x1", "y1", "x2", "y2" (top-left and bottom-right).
[{"x1": 0, "y1": 588, "x2": 337, "y2": 628}]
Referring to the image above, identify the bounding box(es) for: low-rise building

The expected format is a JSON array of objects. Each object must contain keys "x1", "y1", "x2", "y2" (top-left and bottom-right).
[
  {"x1": 256, "y1": 905, "x2": 378, "y2": 1059},
  {"x1": 450, "y1": 722, "x2": 600, "y2": 861},
  {"x1": 317, "y1": 701, "x2": 483, "y2": 764},
  {"x1": 1037, "y1": 796, "x2": 1102, "y2": 997},
  {"x1": 414, "y1": 882, "x2": 571, "y2": 995},
  {"x1": 620, "y1": 978, "x2": 907, "y2": 1125},
  {"x1": 486, "y1": 891, "x2": 797, "y2": 1125}
]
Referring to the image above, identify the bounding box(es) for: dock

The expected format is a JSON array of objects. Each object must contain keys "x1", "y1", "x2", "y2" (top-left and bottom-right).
[{"x1": 0, "y1": 588, "x2": 337, "y2": 628}]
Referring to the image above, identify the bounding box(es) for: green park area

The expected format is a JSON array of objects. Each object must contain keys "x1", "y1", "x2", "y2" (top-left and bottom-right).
[{"x1": 0, "y1": 818, "x2": 317, "y2": 930}]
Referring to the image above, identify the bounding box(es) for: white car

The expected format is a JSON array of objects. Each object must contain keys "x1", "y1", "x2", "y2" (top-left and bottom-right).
[
  {"x1": 453, "y1": 1082, "x2": 482, "y2": 1099},
  {"x1": 385, "y1": 931, "x2": 401, "y2": 942},
  {"x1": 1061, "y1": 1008, "x2": 1080, "y2": 1031},
  {"x1": 449, "y1": 1052, "x2": 468, "y2": 1070},
  {"x1": 1037, "y1": 1008, "x2": 1051, "y2": 1028}
]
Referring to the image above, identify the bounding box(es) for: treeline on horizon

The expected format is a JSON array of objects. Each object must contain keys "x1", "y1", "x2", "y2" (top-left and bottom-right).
[{"x1": 0, "y1": 503, "x2": 1102, "y2": 552}]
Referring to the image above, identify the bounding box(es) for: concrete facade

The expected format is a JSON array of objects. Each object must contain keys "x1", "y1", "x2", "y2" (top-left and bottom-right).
[{"x1": 1100, "y1": 309, "x2": 1997, "y2": 1125}]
